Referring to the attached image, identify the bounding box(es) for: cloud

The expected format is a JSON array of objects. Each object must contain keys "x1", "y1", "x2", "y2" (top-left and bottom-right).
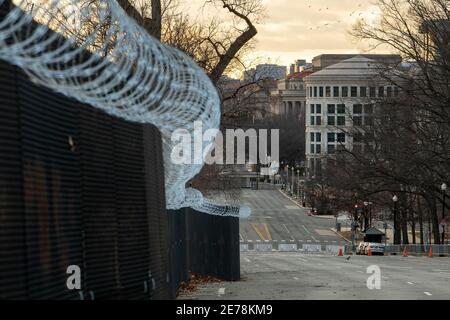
[
  {"x1": 252, "y1": 0, "x2": 389, "y2": 65},
  {"x1": 187, "y1": 0, "x2": 391, "y2": 69}
]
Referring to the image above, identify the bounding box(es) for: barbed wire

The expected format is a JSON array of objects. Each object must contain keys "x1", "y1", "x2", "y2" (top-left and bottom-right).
[{"x1": 0, "y1": 0, "x2": 250, "y2": 218}]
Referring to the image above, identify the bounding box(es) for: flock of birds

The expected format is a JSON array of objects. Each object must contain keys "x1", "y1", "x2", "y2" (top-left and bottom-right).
[{"x1": 303, "y1": 2, "x2": 379, "y2": 31}]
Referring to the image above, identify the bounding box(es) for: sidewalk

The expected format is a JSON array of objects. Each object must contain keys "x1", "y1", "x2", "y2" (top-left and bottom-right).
[{"x1": 278, "y1": 188, "x2": 336, "y2": 219}]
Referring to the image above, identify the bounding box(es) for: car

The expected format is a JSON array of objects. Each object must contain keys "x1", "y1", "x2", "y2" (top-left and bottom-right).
[
  {"x1": 365, "y1": 242, "x2": 385, "y2": 255},
  {"x1": 356, "y1": 242, "x2": 366, "y2": 255}
]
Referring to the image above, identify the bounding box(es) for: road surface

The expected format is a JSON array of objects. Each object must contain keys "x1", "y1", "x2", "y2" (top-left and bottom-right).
[
  {"x1": 239, "y1": 186, "x2": 346, "y2": 245},
  {"x1": 179, "y1": 252, "x2": 450, "y2": 300},
  {"x1": 178, "y1": 187, "x2": 450, "y2": 300}
]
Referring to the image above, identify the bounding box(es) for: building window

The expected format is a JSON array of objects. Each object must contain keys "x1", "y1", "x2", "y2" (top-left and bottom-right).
[
  {"x1": 328, "y1": 133, "x2": 336, "y2": 143},
  {"x1": 310, "y1": 132, "x2": 315, "y2": 142},
  {"x1": 351, "y1": 86, "x2": 358, "y2": 97},
  {"x1": 316, "y1": 116, "x2": 322, "y2": 125},
  {"x1": 342, "y1": 87, "x2": 348, "y2": 97},
  {"x1": 369, "y1": 87, "x2": 376, "y2": 97},
  {"x1": 337, "y1": 116, "x2": 345, "y2": 126},
  {"x1": 327, "y1": 144, "x2": 336, "y2": 154},
  {"x1": 319, "y1": 87, "x2": 324, "y2": 97},
  {"x1": 310, "y1": 116, "x2": 315, "y2": 125},
  {"x1": 378, "y1": 86, "x2": 384, "y2": 97},
  {"x1": 327, "y1": 116, "x2": 335, "y2": 125},
  {"x1": 337, "y1": 133, "x2": 346, "y2": 143},
  {"x1": 309, "y1": 86, "x2": 312, "y2": 97},
  {"x1": 326, "y1": 86, "x2": 331, "y2": 97},
  {"x1": 337, "y1": 104, "x2": 346, "y2": 114},
  {"x1": 360, "y1": 87, "x2": 367, "y2": 97},
  {"x1": 386, "y1": 86, "x2": 392, "y2": 97},
  {"x1": 310, "y1": 104, "x2": 315, "y2": 114},
  {"x1": 310, "y1": 144, "x2": 315, "y2": 153},
  {"x1": 333, "y1": 86, "x2": 339, "y2": 97},
  {"x1": 316, "y1": 133, "x2": 321, "y2": 142},
  {"x1": 315, "y1": 104, "x2": 322, "y2": 113},
  {"x1": 316, "y1": 144, "x2": 321, "y2": 154},
  {"x1": 394, "y1": 86, "x2": 400, "y2": 96},
  {"x1": 327, "y1": 104, "x2": 336, "y2": 114},
  {"x1": 314, "y1": 86, "x2": 318, "y2": 97},
  {"x1": 353, "y1": 104, "x2": 362, "y2": 114},
  {"x1": 353, "y1": 116, "x2": 363, "y2": 126}
]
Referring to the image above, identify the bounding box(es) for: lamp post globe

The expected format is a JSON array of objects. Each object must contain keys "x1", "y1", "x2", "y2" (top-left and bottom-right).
[
  {"x1": 392, "y1": 195, "x2": 398, "y2": 244},
  {"x1": 441, "y1": 183, "x2": 447, "y2": 244}
]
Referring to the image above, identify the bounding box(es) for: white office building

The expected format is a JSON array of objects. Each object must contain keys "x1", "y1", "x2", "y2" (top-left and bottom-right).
[{"x1": 304, "y1": 56, "x2": 400, "y2": 178}]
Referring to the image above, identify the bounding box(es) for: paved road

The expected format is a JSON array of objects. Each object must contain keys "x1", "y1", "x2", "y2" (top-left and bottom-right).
[
  {"x1": 179, "y1": 252, "x2": 450, "y2": 300},
  {"x1": 239, "y1": 186, "x2": 346, "y2": 245}
]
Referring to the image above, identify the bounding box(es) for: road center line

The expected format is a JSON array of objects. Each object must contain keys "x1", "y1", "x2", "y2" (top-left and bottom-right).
[
  {"x1": 407, "y1": 282, "x2": 414, "y2": 285},
  {"x1": 218, "y1": 288, "x2": 226, "y2": 296},
  {"x1": 424, "y1": 292, "x2": 432, "y2": 296}
]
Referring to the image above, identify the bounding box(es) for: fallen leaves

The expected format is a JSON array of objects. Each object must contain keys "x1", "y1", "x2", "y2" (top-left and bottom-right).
[{"x1": 177, "y1": 273, "x2": 223, "y2": 296}]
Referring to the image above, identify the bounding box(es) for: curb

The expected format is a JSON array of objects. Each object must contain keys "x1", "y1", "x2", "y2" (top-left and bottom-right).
[
  {"x1": 277, "y1": 188, "x2": 305, "y2": 210},
  {"x1": 277, "y1": 189, "x2": 336, "y2": 220},
  {"x1": 329, "y1": 228, "x2": 351, "y2": 243},
  {"x1": 312, "y1": 215, "x2": 335, "y2": 220}
]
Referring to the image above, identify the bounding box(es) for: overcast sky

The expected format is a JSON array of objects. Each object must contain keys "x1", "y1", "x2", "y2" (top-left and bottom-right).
[{"x1": 190, "y1": 0, "x2": 393, "y2": 68}]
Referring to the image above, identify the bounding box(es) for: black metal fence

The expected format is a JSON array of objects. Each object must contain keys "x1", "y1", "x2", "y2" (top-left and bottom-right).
[
  {"x1": 168, "y1": 209, "x2": 240, "y2": 297},
  {"x1": 0, "y1": 58, "x2": 171, "y2": 299},
  {"x1": 0, "y1": 6, "x2": 240, "y2": 298}
]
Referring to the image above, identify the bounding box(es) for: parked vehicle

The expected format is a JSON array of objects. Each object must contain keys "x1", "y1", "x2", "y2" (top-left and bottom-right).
[{"x1": 365, "y1": 242, "x2": 385, "y2": 255}]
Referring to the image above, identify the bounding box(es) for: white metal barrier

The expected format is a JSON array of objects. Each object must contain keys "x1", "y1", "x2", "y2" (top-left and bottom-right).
[{"x1": 279, "y1": 243, "x2": 298, "y2": 252}]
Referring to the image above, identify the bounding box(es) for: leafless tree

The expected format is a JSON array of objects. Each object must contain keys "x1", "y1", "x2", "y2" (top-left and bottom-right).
[{"x1": 319, "y1": 0, "x2": 450, "y2": 244}]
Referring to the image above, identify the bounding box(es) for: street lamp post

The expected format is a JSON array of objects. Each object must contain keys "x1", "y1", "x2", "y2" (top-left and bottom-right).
[
  {"x1": 383, "y1": 209, "x2": 388, "y2": 246},
  {"x1": 296, "y1": 170, "x2": 300, "y2": 198},
  {"x1": 441, "y1": 183, "x2": 447, "y2": 244},
  {"x1": 363, "y1": 201, "x2": 369, "y2": 231},
  {"x1": 291, "y1": 167, "x2": 294, "y2": 196},
  {"x1": 286, "y1": 165, "x2": 289, "y2": 192},
  {"x1": 393, "y1": 195, "x2": 399, "y2": 245}
]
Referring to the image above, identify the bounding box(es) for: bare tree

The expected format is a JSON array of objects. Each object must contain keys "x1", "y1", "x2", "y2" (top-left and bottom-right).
[
  {"x1": 317, "y1": 0, "x2": 450, "y2": 244},
  {"x1": 115, "y1": 0, "x2": 263, "y2": 84}
]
